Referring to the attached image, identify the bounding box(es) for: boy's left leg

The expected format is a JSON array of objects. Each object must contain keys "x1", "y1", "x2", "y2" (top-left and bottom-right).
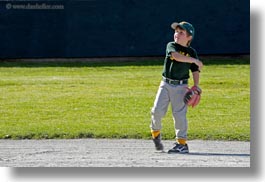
[{"x1": 168, "y1": 85, "x2": 189, "y2": 153}]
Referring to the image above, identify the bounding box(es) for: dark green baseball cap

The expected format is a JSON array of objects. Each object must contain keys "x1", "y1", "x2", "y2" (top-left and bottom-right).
[{"x1": 171, "y1": 21, "x2": 195, "y2": 38}]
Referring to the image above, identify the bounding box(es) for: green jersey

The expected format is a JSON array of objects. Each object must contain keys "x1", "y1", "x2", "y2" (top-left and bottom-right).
[{"x1": 162, "y1": 42, "x2": 199, "y2": 80}]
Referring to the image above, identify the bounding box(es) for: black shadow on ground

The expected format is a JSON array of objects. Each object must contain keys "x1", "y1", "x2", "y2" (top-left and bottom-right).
[{"x1": 182, "y1": 153, "x2": 250, "y2": 157}]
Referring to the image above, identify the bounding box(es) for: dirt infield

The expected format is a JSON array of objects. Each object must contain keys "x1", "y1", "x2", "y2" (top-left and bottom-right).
[{"x1": 0, "y1": 139, "x2": 250, "y2": 167}]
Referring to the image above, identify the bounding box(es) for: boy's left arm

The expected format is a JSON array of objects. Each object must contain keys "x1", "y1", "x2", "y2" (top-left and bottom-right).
[
  {"x1": 192, "y1": 71, "x2": 200, "y2": 86},
  {"x1": 183, "y1": 71, "x2": 202, "y2": 108}
]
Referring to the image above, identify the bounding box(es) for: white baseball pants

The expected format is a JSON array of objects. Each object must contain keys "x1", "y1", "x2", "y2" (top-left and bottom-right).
[{"x1": 150, "y1": 80, "x2": 188, "y2": 140}]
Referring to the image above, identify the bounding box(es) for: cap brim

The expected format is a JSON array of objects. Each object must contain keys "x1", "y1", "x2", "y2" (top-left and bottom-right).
[{"x1": 171, "y1": 22, "x2": 185, "y2": 30}]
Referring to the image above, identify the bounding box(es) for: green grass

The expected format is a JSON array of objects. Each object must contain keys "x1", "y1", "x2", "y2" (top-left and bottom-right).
[{"x1": 0, "y1": 58, "x2": 250, "y2": 141}]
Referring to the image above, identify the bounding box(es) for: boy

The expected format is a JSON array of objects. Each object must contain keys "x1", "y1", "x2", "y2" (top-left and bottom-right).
[{"x1": 150, "y1": 21, "x2": 203, "y2": 153}]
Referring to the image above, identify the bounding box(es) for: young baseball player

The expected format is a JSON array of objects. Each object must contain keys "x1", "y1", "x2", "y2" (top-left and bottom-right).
[{"x1": 150, "y1": 21, "x2": 203, "y2": 153}]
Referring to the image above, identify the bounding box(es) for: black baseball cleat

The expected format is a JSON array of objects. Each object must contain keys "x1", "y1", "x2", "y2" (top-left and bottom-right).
[
  {"x1": 152, "y1": 134, "x2": 164, "y2": 151},
  {"x1": 168, "y1": 143, "x2": 189, "y2": 154}
]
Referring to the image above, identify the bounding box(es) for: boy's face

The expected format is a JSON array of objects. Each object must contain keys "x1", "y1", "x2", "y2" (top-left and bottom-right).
[{"x1": 174, "y1": 27, "x2": 192, "y2": 47}]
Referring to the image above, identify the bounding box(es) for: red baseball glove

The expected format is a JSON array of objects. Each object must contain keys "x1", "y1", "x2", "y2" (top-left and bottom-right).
[{"x1": 183, "y1": 86, "x2": 202, "y2": 108}]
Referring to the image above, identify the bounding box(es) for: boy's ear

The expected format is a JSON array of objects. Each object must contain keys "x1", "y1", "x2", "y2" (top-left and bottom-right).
[{"x1": 188, "y1": 35, "x2": 193, "y2": 41}]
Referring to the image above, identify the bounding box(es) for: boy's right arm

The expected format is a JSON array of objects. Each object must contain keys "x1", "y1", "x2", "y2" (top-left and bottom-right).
[{"x1": 171, "y1": 52, "x2": 203, "y2": 71}]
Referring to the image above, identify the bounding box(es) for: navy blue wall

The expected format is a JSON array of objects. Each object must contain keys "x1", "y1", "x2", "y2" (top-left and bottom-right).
[{"x1": 0, "y1": 0, "x2": 249, "y2": 59}]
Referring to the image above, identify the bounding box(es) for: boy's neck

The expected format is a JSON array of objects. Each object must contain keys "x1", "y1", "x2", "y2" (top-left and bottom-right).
[{"x1": 175, "y1": 41, "x2": 189, "y2": 47}]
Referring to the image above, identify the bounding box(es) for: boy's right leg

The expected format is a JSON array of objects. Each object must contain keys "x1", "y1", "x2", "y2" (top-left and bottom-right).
[
  {"x1": 151, "y1": 130, "x2": 164, "y2": 150},
  {"x1": 150, "y1": 81, "x2": 169, "y2": 151}
]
